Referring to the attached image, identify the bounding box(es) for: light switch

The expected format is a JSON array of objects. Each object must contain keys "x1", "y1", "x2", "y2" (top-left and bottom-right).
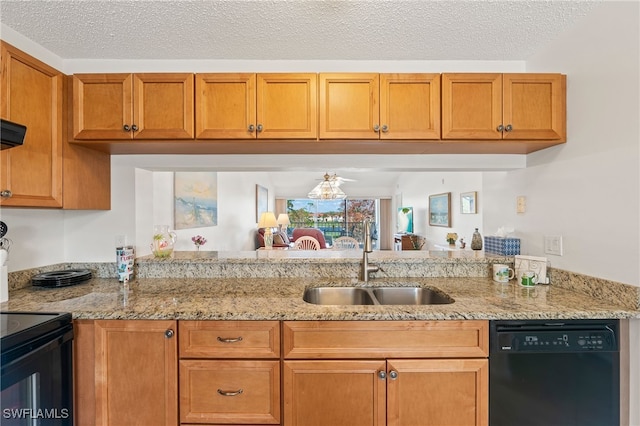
[{"x1": 516, "y1": 196, "x2": 526, "y2": 213}]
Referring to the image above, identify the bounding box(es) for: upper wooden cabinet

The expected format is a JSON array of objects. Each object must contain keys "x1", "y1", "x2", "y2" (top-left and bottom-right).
[
  {"x1": 319, "y1": 73, "x2": 441, "y2": 140},
  {"x1": 196, "y1": 73, "x2": 317, "y2": 139},
  {"x1": 1, "y1": 41, "x2": 63, "y2": 207},
  {"x1": 441, "y1": 73, "x2": 566, "y2": 141},
  {"x1": 73, "y1": 73, "x2": 194, "y2": 140}
]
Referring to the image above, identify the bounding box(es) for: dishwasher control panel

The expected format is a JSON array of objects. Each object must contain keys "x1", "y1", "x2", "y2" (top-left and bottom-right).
[{"x1": 496, "y1": 330, "x2": 617, "y2": 352}]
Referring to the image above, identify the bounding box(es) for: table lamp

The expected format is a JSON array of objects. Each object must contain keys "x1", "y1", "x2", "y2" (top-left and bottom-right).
[
  {"x1": 258, "y1": 212, "x2": 278, "y2": 249},
  {"x1": 276, "y1": 213, "x2": 290, "y2": 233}
]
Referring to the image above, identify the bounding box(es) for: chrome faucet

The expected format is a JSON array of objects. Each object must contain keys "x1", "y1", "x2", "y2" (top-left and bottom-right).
[{"x1": 360, "y1": 219, "x2": 380, "y2": 282}]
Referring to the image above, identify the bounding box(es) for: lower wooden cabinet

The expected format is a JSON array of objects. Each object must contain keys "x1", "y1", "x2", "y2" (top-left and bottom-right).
[
  {"x1": 283, "y1": 358, "x2": 487, "y2": 426},
  {"x1": 180, "y1": 360, "x2": 280, "y2": 424},
  {"x1": 74, "y1": 319, "x2": 178, "y2": 426},
  {"x1": 74, "y1": 319, "x2": 488, "y2": 426},
  {"x1": 282, "y1": 320, "x2": 489, "y2": 426},
  {"x1": 179, "y1": 321, "x2": 281, "y2": 425}
]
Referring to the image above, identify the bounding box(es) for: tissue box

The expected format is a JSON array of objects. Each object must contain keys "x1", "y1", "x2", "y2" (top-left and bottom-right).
[{"x1": 484, "y1": 236, "x2": 520, "y2": 256}]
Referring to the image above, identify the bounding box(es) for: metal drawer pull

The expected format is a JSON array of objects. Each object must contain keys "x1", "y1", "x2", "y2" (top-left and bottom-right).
[
  {"x1": 217, "y1": 388, "x2": 243, "y2": 396},
  {"x1": 217, "y1": 336, "x2": 243, "y2": 343}
]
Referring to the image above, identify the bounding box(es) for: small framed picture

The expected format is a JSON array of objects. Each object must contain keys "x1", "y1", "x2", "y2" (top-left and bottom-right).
[
  {"x1": 429, "y1": 192, "x2": 451, "y2": 227},
  {"x1": 256, "y1": 184, "x2": 268, "y2": 222},
  {"x1": 461, "y1": 191, "x2": 477, "y2": 214}
]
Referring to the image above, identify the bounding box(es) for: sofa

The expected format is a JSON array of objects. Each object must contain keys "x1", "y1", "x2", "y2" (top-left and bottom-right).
[{"x1": 256, "y1": 228, "x2": 291, "y2": 248}]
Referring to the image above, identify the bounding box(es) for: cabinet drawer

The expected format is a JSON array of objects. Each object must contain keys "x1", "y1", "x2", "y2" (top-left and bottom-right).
[
  {"x1": 179, "y1": 360, "x2": 280, "y2": 424},
  {"x1": 179, "y1": 321, "x2": 280, "y2": 358},
  {"x1": 283, "y1": 320, "x2": 488, "y2": 359}
]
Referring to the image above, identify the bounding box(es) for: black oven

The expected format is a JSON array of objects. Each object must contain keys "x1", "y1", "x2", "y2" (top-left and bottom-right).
[{"x1": 1, "y1": 312, "x2": 73, "y2": 426}]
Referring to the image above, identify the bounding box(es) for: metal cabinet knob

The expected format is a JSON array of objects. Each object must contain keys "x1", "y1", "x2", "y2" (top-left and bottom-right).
[
  {"x1": 378, "y1": 371, "x2": 386, "y2": 380},
  {"x1": 123, "y1": 124, "x2": 131, "y2": 132},
  {"x1": 496, "y1": 124, "x2": 504, "y2": 132},
  {"x1": 248, "y1": 124, "x2": 255, "y2": 132},
  {"x1": 381, "y1": 125, "x2": 389, "y2": 133},
  {"x1": 0, "y1": 190, "x2": 12, "y2": 198},
  {"x1": 256, "y1": 124, "x2": 263, "y2": 133},
  {"x1": 164, "y1": 329, "x2": 174, "y2": 339},
  {"x1": 373, "y1": 124, "x2": 380, "y2": 132},
  {"x1": 389, "y1": 370, "x2": 398, "y2": 380},
  {"x1": 131, "y1": 124, "x2": 138, "y2": 132},
  {"x1": 505, "y1": 124, "x2": 513, "y2": 132}
]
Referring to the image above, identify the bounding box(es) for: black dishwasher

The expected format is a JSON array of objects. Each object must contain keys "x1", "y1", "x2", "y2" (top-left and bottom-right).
[{"x1": 489, "y1": 319, "x2": 619, "y2": 426}]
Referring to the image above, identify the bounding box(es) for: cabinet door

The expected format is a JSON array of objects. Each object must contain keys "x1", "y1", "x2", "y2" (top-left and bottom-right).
[
  {"x1": 0, "y1": 41, "x2": 63, "y2": 207},
  {"x1": 196, "y1": 73, "x2": 257, "y2": 139},
  {"x1": 283, "y1": 360, "x2": 386, "y2": 426},
  {"x1": 441, "y1": 73, "x2": 502, "y2": 140},
  {"x1": 380, "y1": 74, "x2": 441, "y2": 140},
  {"x1": 503, "y1": 73, "x2": 566, "y2": 140},
  {"x1": 133, "y1": 73, "x2": 194, "y2": 139},
  {"x1": 257, "y1": 73, "x2": 317, "y2": 139},
  {"x1": 180, "y1": 360, "x2": 280, "y2": 424},
  {"x1": 94, "y1": 320, "x2": 178, "y2": 426},
  {"x1": 319, "y1": 73, "x2": 380, "y2": 139},
  {"x1": 73, "y1": 73, "x2": 134, "y2": 140},
  {"x1": 386, "y1": 359, "x2": 488, "y2": 426}
]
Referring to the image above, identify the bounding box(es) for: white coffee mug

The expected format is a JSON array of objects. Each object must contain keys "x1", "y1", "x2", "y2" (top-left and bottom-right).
[{"x1": 493, "y1": 264, "x2": 515, "y2": 283}]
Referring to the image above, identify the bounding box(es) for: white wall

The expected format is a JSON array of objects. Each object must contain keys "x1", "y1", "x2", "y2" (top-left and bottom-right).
[
  {"x1": 396, "y1": 172, "x2": 483, "y2": 249},
  {"x1": 151, "y1": 171, "x2": 274, "y2": 252},
  {"x1": 483, "y1": 1, "x2": 640, "y2": 287}
]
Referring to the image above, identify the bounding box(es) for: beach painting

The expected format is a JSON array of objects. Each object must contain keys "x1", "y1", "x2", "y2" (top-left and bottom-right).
[{"x1": 174, "y1": 172, "x2": 218, "y2": 230}]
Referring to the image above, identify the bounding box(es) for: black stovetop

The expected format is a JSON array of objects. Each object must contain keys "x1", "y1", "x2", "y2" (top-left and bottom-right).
[{"x1": 1, "y1": 312, "x2": 72, "y2": 351}]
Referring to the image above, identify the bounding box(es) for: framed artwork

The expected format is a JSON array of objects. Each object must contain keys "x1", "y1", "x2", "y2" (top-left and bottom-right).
[
  {"x1": 174, "y1": 172, "x2": 218, "y2": 230},
  {"x1": 397, "y1": 207, "x2": 414, "y2": 233},
  {"x1": 429, "y1": 192, "x2": 451, "y2": 227},
  {"x1": 256, "y1": 184, "x2": 268, "y2": 222},
  {"x1": 461, "y1": 191, "x2": 477, "y2": 214}
]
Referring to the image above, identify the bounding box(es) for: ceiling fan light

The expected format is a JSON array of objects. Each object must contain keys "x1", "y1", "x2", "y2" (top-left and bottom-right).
[{"x1": 308, "y1": 174, "x2": 347, "y2": 199}]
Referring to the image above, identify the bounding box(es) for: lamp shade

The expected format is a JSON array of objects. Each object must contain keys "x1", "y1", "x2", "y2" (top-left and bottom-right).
[
  {"x1": 276, "y1": 214, "x2": 290, "y2": 226},
  {"x1": 258, "y1": 211, "x2": 278, "y2": 228}
]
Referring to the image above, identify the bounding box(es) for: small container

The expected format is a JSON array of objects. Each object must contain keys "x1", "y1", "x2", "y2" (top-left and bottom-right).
[
  {"x1": 116, "y1": 246, "x2": 135, "y2": 283},
  {"x1": 471, "y1": 228, "x2": 483, "y2": 250}
]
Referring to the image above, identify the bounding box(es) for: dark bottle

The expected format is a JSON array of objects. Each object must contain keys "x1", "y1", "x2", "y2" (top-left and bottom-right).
[{"x1": 471, "y1": 228, "x2": 483, "y2": 250}]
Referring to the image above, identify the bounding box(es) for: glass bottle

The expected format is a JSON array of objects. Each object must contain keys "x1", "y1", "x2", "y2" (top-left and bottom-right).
[
  {"x1": 151, "y1": 225, "x2": 177, "y2": 258},
  {"x1": 471, "y1": 228, "x2": 483, "y2": 250}
]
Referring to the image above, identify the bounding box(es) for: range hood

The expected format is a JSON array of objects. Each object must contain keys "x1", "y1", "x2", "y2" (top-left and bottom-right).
[{"x1": 1, "y1": 119, "x2": 27, "y2": 150}]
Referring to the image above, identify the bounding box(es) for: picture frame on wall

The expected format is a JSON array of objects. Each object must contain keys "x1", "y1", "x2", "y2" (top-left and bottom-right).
[
  {"x1": 256, "y1": 184, "x2": 268, "y2": 222},
  {"x1": 460, "y1": 191, "x2": 477, "y2": 214},
  {"x1": 429, "y1": 192, "x2": 451, "y2": 227},
  {"x1": 397, "y1": 207, "x2": 414, "y2": 233}
]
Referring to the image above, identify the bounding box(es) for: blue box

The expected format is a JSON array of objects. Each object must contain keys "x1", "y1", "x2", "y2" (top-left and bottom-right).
[{"x1": 484, "y1": 236, "x2": 520, "y2": 256}]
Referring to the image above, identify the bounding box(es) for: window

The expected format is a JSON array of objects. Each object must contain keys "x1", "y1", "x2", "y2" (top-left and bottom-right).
[{"x1": 285, "y1": 199, "x2": 378, "y2": 248}]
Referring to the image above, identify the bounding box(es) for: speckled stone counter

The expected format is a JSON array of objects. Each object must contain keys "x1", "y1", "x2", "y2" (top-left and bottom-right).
[
  {"x1": 4, "y1": 250, "x2": 639, "y2": 320},
  {"x1": 2, "y1": 276, "x2": 638, "y2": 321}
]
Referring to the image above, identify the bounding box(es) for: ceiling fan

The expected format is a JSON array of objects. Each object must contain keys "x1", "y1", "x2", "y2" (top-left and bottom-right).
[
  {"x1": 316, "y1": 173, "x2": 356, "y2": 186},
  {"x1": 308, "y1": 173, "x2": 355, "y2": 199}
]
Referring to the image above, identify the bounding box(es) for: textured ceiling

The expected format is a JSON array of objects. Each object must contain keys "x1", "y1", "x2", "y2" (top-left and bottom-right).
[{"x1": 0, "y1": 0, "x2": 600, "y2": 61}]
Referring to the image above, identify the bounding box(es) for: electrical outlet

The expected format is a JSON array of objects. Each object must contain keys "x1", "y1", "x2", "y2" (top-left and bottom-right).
[
  {"x1": 516, "y1": 196, "x2": 526, "y2": 213},
  {"x1": 544, "y1": 235, "x2": 563, "y2": 256}
]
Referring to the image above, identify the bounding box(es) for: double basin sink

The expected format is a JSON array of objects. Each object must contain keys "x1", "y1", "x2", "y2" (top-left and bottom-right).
[{"x1": 303, "y1": 286, "x2": 454, "y2": 306}]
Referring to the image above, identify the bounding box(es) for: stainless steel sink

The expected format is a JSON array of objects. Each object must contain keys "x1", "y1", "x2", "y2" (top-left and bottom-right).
[
  {"x1": 302, "y1": 286, "x2": 454, "y2": 305},
  {"x1": 371, "y1": 287, "x2": 454, "y2": 305},
  {"x1": 303, "y1": 287, "x2": 376, "y2": 305}
]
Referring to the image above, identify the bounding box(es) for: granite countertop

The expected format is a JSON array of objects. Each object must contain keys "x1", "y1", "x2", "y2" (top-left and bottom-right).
[{"x1": 2, "y1": 276, "x2": 638, "y2": 321}]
